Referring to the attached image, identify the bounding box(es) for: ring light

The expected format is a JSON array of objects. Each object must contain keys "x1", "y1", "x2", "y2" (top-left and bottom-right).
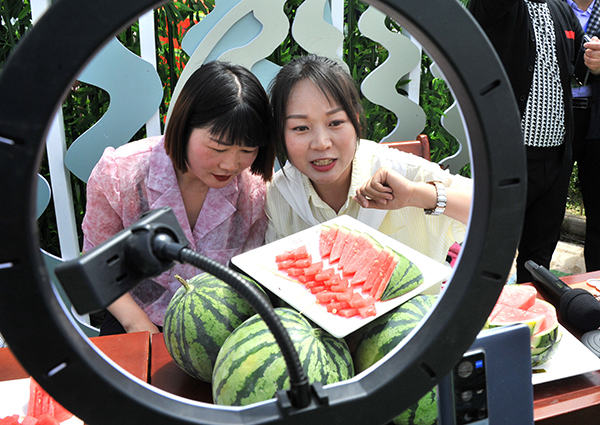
[{"x1": 0, "y1": 0, "x2": 526, "y2": 424}]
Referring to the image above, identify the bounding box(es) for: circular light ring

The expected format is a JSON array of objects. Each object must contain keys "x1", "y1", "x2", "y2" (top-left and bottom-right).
[{"x1": 0, "y1": 0, "x2": 526, "y2": 424}]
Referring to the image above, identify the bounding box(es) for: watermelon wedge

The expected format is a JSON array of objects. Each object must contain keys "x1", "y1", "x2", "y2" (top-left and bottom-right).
[
  {"x1": 28, "y1": 378, "x2": 73, "y2": 423},
  {"x1": 380, "y1": 250, "x2": 425, "y2": 301},
  {"x1": 343, "y1": 234, "x2": 380, "y2": 276},
  {"x1": 338, "y1": 230, "x2": 361, "y2": 270},
  {"x1": 362, "y1": 249, "x2": 391, "y2": 293},
  {"x1": 487, "y1": 285, "x2": 561, "y2": 366},
  {"x1": 329, "y1": 226, "x2": 351, "y2": 263}
]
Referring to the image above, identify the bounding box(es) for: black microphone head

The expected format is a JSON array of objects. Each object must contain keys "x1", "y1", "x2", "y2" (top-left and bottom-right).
[{"x1": 559, "y1": 288, "x2": 600, "y2": 333}]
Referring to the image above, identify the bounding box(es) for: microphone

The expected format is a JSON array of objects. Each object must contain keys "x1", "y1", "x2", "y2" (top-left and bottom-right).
[{"x1": 525, "y1": 260, "x2": 600, "y2": 333}]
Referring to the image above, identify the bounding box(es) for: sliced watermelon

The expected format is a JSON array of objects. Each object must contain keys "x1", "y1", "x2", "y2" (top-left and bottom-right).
[
  {"x1": 0, "y1": 415, "x2": 20, "y2": 425},
  {"x1": 372, "y1": 252, "x2": 400, "y2": 300},
  {"x1": 350, "y1": 245, "x2": 383, "y2": 285},
  {"x1": 343, "y1": 234, "x2": 380, "y2": 276},
  {"x1": 496, "y1": 284, "x2": 537, "y2": 310},
  {"x1": 486, "y1": 285, "x2": 562, "y2": 367},
  {"x1": 319, "y1": 225, "x2": 331, "y2": 257},
  {"x1": 303, "y1": 262, "x2": 323, "y2": 277},
  {"x1": 28, "y1": 378, "x2": 73, "y2": 423},
  {"x1": 329, "y1": 226, "x2": 351, "y2": 263},
  {"x1": 338, "y1": 230, "x2": 361, "y2": 270},
  {"x1": 337, "y1": 308, "x2": 359, "y2": 318},
  {"x1": 362, "y1": 249, "x2": 390, "y2": 293},
  {"x1": 320, "y1": 224, "x2": 338, "y2": 257},
  {"x1": 358, "y1": 304, "x2": 377, "y2": 318},
  {"x1": 380, "y1": 250, "x2": 425, "y2": 301}
]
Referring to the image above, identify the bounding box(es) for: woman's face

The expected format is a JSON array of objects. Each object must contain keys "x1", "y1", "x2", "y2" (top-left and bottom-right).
[
  {"x1": 184, "y1": 127, "x2": 258, "y2": 188},
  {"x1": 284, "y1": 79, "x2": 357, "y2": 193}
]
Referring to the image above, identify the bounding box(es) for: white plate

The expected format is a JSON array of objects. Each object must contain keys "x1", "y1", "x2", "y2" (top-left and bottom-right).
[
  {"x1": 231, "y1": 215, "x2": 452, "y2": 338},
  {"x1": 0, "y1": 378, "x2": 82, "y2": 424},
  {"x1": 532, "y1": 325, "x2": 600, "y2": 385}
]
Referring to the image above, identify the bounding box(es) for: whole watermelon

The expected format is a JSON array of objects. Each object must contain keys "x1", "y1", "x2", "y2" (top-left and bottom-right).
[
  {"x1": 353, "y1": 294, "x2": 438, "y2": 425},
  {"x1": 212, "y1": 307, "x2": 354, "y2": 406},
  {"x1": 163, "y1": 273, "x2": 269, "y2": 383}
]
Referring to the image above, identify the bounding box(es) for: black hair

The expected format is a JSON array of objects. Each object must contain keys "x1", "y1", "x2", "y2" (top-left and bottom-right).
[
  {"x1": 268, "y1": 54, "x2": 364, "y2": 168},
  {"x1": 165, "y1": 61, "x2": 275, "y2": 181}
]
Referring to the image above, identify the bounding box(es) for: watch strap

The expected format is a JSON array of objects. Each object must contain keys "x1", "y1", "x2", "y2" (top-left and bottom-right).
[{"x1": 424, "y1": 181, "x2": 447, "y2": 216}]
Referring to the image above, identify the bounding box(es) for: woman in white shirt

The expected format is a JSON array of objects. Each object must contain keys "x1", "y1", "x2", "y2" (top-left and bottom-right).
[{"x1": 265, "y1": 54, "x2": 472, "y2": 264}]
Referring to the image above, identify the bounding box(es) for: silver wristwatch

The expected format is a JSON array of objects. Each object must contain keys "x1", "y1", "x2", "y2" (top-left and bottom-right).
[{"x1": 424, "y1": 181, "x2": 447, "y2": 216}]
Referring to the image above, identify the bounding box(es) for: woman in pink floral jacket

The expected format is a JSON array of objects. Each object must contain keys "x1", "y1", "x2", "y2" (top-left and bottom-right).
[{"x1": 82, "y1": 61, "x2": 275, "y2": 335}]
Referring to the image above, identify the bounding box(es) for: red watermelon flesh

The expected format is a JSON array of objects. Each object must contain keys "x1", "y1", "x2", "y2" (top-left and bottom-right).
[
  {"x1": 351, "y1": 245, "x2": 383, "y2": 285},
  {"x1": 488, "y1": 286, "x2": 558, "y2": 336},
  {"x1": 371, "y1": 252, "x2": 400, "y2": 300},
  {"x1": 28, "y1": 378, "x2": 73, "y2": 423},
  {"x1": 527, "y1": 297, "x2": 558, "y2": 332},
  {"x1": 496, "y1": 284, "x2": 537, "y2": 310},
  {"x1": 339, "y1": 232, "x2": 367, "y2": 271},
  {"x1": 329, "y1": 227, "x2": 351, "y2": 263},
  {"x1": 362, "y1": 249, "x2": 390, "y2": 292},
  {"x1": 343, "y1": 234, "x2": 379, "y2": 276},
  {"x1": 320, "y1": 224, "x2": 338, "y2": 257},
  {"x1": 319, "y1": 226, "x2": 331, "y2": 256},
  {"x1": 338, "y1": 230, "x2": 361, "y2": 270}
]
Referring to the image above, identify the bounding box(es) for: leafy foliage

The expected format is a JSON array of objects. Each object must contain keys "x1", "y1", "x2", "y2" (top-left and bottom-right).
[{"x1": 0, "y1": 0, "x2": 581, "y2": 256}]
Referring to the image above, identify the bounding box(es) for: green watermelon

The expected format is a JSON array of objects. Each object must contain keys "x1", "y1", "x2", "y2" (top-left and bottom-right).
[
  {"x1": 394, "y1": 387, "x2": 438, "y2": 425},
  {"x1": 163, "y1": 273, "x2": 269, "y2": 383},
  {"x1": 212, "y1": 308, "x2": 354, "y2": 406},
  {"x1": 353, "y1": 295, "x2": 438, "y2": 425}
]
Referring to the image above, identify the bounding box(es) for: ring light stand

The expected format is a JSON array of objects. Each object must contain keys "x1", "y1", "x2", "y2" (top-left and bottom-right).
[{"x1": 0, "y1": 0, "x2": 526, "y2": 424}]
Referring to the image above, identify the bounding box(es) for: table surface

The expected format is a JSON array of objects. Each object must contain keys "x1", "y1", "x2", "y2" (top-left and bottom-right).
[{"x1": 3, "y1": 271, "x2": 600, "y2": 424}]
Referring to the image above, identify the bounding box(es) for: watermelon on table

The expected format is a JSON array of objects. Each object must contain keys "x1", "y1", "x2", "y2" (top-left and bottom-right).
[
  {"x1": 496, "y1": 284, "x2": 537, "y2": 310},
  {"x1": 353, "y1": 295, "x2": 438, "y2": 425},
  {"x1": 163, "y1": 273, "x2": 270, "y2": 383},
  {"x1": 487, "y1": 285, "x2": 561, "y2": 366},
  {"x1": 212, "y1": 308, "x2": 354, "y2": 406}
]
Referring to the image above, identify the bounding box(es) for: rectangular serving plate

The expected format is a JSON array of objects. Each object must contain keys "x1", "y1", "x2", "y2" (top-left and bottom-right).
[{"x1": 231, "y1": 215, "x2": 452, "y2": 338}]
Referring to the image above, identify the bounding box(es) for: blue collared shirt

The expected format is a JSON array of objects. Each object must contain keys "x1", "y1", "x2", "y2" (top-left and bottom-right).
[{"x1": 568, "y1": 0, "x2": 594, "y2": 97}]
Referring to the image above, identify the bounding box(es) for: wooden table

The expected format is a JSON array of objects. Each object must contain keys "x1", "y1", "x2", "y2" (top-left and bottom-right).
[
  {"x1": 532, "y1": 270, "x2": 600, "y2": 424},
  {"x1": 3, "y1": 272, "x2": 600, "y2": 424},
  {"x1": 0, "y1": 331, "x2": 150, "y2": 382}
]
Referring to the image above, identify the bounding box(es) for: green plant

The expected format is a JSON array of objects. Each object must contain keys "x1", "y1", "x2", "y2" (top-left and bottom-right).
[{"x1": 0, "y1": 0, "x2": 32, "y2": 74}]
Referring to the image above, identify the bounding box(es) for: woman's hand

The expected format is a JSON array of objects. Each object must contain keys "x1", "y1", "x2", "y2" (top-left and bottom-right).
[
  {"x1": 353, "y1": 167, "x2": 417, "y2": 210},
  {"x1": 354, "y1": 167, "x2": 472, "y2": 224}
]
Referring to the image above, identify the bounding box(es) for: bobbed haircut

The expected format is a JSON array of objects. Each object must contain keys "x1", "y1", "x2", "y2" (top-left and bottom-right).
[
  {"x1": 269, "y1": 54, "x2": 365, "y2": 168},
  {"x1": 165, "y1": 61, "x2": 275, "y2": 181}
]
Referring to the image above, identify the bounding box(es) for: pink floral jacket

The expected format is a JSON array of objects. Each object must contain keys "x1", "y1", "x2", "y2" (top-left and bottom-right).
[{"x1": 82, "y1": 136, "x2": 267, "y2": 325}]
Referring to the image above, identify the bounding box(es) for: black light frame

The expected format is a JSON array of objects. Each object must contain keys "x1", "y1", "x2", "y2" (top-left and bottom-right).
[{"x1": 0, "y1": 0, "x2": 526, "y2": 424}]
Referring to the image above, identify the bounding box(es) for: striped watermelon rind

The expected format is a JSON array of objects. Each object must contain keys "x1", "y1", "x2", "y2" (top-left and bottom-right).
[
  {"x1": 212, "y1": 308, "x2": 354, "y2": 406},
  {"x1": 163, "y1": 273, "x2": 268, "y2": 383},
  {"x1": 381, "y1": 249, "x2": 425, "y2": 301},
  {"x1": 353, "y1": 294, "x2": 437, "y2": 374},
  {"x1": 532, "y1": 330, "x2": 562, "y2": 367},
  {"x1": 393, "y1": 387, "x2": 438, "y2": 425},
  {"x1": 352, "y1": 295, "x2": 438, "y2": 425}
]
